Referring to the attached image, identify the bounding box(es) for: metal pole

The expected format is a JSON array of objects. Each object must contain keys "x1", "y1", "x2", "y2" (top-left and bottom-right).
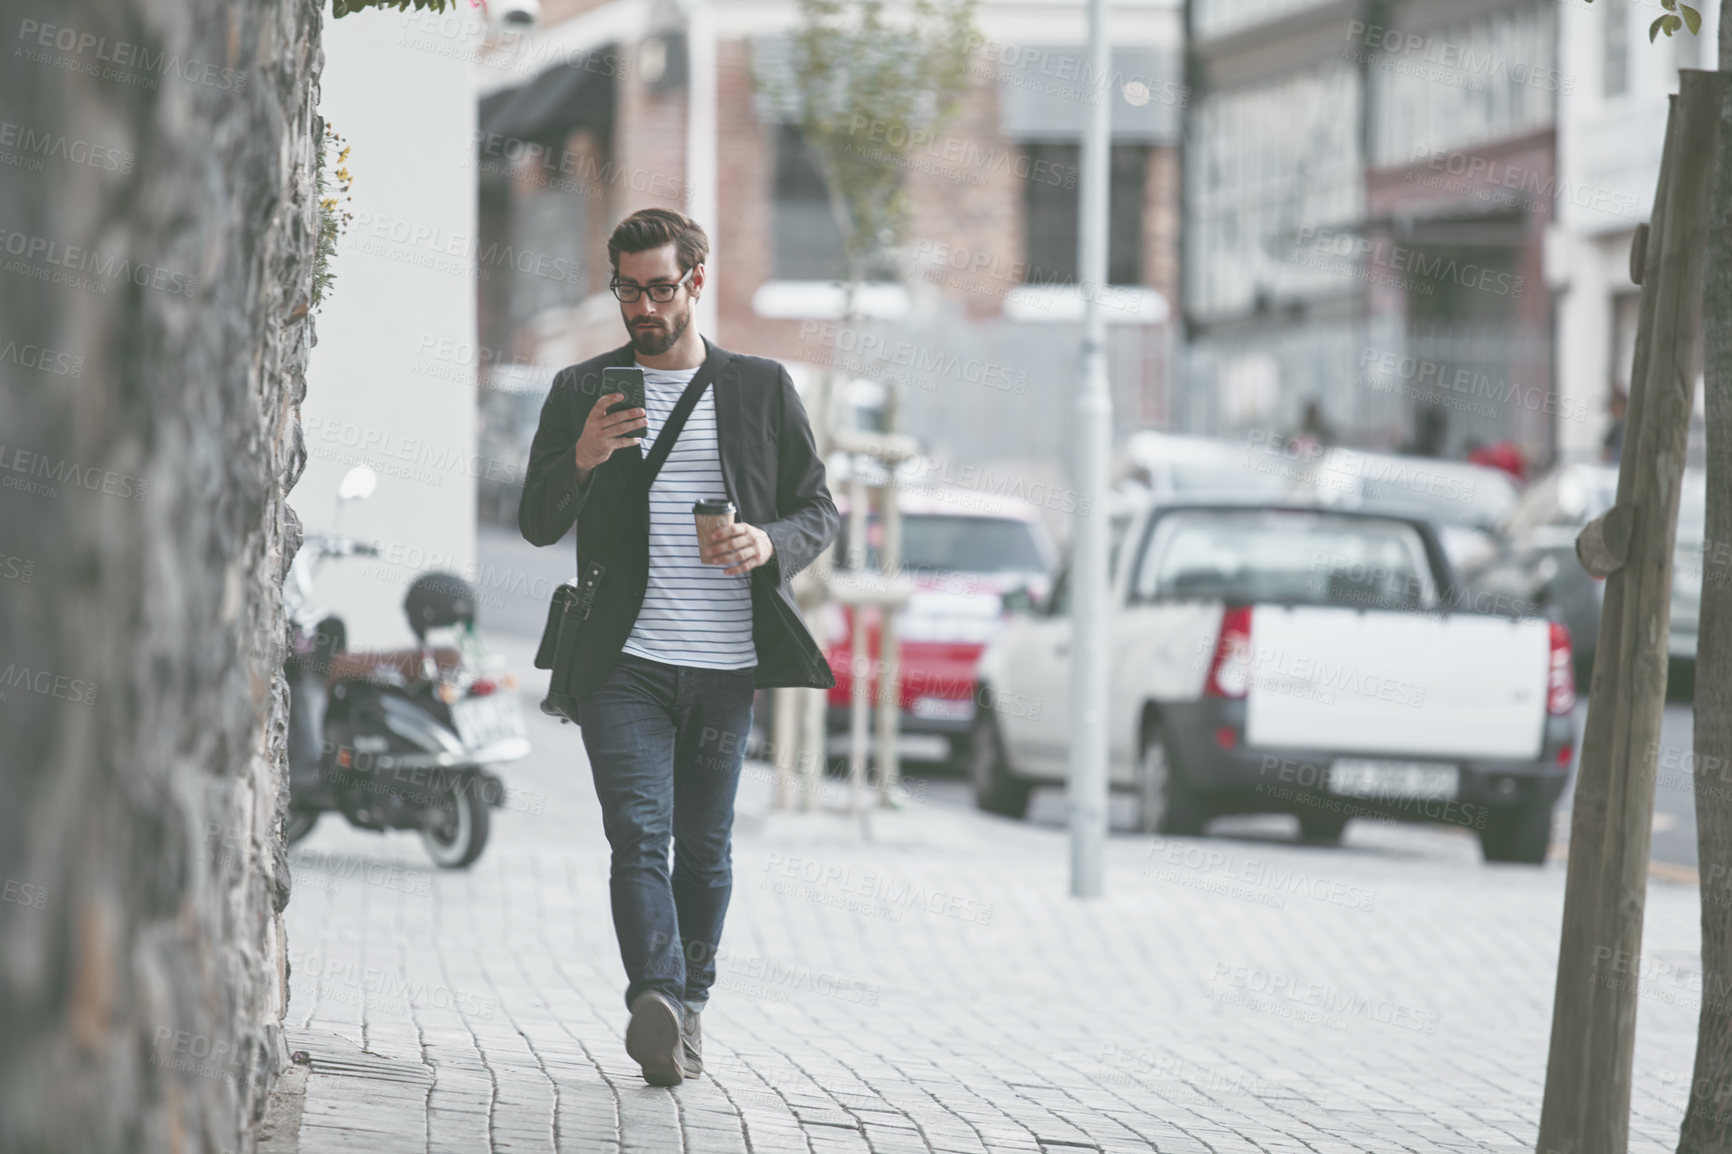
[
  {"x1": 1068, "y1": 0, "x2": 1113, "y2": 899},
  {"x1": 684, "y1": 0, "x2": 718, "y2": 336}
]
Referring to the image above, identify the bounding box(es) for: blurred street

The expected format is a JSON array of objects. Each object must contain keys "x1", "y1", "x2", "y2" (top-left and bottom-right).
[
  {"x1": 275, "y1": 563, "x2": 1712, "y2": 1154},
  {"x1": 11, "y1": 0, "x2": 1729, "y2": 1147},
  {"x1": 474, "y1": 523, "x2": 1709, "y2": 873}
]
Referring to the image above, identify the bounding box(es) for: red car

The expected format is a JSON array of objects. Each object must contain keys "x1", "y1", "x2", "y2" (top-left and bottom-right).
[{"x1": 820, "y1": 487, "x2": 1054, "y2": 768}]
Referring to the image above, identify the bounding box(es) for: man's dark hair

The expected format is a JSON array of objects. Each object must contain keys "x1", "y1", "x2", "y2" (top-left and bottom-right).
[{"x1": 607, "y1": 208, "x2": 709, "y2": 276}]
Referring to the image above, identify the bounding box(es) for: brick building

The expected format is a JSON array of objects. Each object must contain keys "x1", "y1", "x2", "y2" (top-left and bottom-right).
[
  {"x1": 1182, "y1": 0, "x2": 1568, "y2": 468},
  {"x1": 468, "y1": 0, "x2": 1183, "y2": 521}
]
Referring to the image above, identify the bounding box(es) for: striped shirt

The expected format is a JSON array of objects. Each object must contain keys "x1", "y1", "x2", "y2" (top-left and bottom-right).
[{"x1": 619, "y1": 362, "x2": 758, "y2": 670}]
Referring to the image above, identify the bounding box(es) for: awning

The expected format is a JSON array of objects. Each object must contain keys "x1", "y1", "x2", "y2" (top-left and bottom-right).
[{"x1": 478, "y1": 47, "x2": 618, "y2": 147}]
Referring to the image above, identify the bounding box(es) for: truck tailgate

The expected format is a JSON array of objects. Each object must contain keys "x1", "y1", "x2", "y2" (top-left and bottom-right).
[{"x1": 1243, "y1": 606, "x2": 1550, "y2": 760}]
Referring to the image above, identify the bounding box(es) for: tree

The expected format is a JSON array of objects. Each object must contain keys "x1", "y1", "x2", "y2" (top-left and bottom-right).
[
  {"x1": 330, "y1": 0, "x2": 479, "y2": 16},
  {"x1": 751, "y1": 0, "x2": 976, "y2": 807},
  {"x1": 773, "y1": 0, "x2": 976, "y2": 303},
  {"x1": 1681, "y1": 2, "x2": 1732, "y2": 1146},
  {"x1": 1562, "y1": 6, "x2": 1732, "y2": 1148}
]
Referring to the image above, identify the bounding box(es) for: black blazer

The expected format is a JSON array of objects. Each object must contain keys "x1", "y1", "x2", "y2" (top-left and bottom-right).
[{"x1": 519, "y1": 336, "x2": 839, "y2": 704}]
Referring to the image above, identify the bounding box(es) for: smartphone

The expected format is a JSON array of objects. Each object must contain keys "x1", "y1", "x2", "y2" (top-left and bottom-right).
[{"x1": 601, "y1": 366, "x2": 646, "y2": 417}]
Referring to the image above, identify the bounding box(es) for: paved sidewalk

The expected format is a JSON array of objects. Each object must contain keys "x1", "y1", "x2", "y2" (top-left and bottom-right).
[{"x1": 278, "y1": 635, "x2": 1708, "y2": 1153}]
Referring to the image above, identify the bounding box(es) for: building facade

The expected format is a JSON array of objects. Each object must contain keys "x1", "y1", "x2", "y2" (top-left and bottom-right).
[
  {"x1": 301, "y1": 10, "x2": 483, "y2": 648},
  {"x1": 1550, "y1": 0, "x2": 1715, "y2": 466},
  {"x1": 1183, "y1": 0, "x2": 1569, "y2": 469},
  {"x1": 468, "y1": 0, "x2": 1184, "y2": 519}
]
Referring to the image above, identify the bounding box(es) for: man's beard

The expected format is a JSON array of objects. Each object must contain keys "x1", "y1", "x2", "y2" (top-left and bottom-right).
[{"x1": 629, "y1": 306, "x2": 690, "y2": 357}]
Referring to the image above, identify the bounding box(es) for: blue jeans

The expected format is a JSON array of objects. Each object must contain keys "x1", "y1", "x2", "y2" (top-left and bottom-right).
[{"x1": 577, "y1": 653, "x2": 756, "y2": 1011}]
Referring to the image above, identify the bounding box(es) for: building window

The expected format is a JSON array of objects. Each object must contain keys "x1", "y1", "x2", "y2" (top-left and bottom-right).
[
  {"x1": 773, "y1": 124, "x2": 848, "y2": 281},
  {"x1": 477, "y1": 170, "x2": 513, "y2": 365},
  {"x1": 1187, "y1": 62, "x2": 1362, "y2": 320},
  {"x1": 1603, "y1": 2, "x2": 1629, "y2": 97},
  {"x1": 1022, "y1": 143, "x2": 1147, "y2": 287},
  {"x1": 1192, "y1": 0, "x2": 1333, "y2": 41},
  {"x1": 770, "y1": 124, "x2": 898, "y2": 281},
  {"x1": 509, "y1": 165, "x2": 591, "y2": 327},
  {"x1": 1369, "y1": 4, "x2": 1557, "y2": 162}
]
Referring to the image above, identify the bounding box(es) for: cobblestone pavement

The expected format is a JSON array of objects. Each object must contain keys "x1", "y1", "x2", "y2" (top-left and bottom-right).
[{"x1": 280, "y1": 634, "x2": 1709, "y2": 1153}]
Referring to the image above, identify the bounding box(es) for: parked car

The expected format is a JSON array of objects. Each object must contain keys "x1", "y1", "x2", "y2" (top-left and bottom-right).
[
  {"x1": 822, "y1": 485, "x2": 1055, "y2": 768},
  {"x1": 1116, "y1": 435, "x2": 1520, "y2": 568},
  {"x1": 1299, "y1": 448, "x2": 1522, "y2": 574},
  {"x1": 973, "y1": 498, "x2": 1577, "y2": 864},
  {"x1": 1114, "y1": 430, "x2": 1306, "y2": 502},
  {"x1": 1463, "y1": 463, "x2": 1705, "y2": 676}
]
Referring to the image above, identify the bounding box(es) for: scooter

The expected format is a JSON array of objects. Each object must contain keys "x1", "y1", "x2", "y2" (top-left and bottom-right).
[{"x1": 284, "y1": 466, "x2": 529, "y2": 868}]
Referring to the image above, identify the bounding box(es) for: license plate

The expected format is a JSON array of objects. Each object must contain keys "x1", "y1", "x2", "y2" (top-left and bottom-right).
[
  {"x1": 452, "y1": 694, "x2": 526, "y2": 751},
  {"x1": 1328, "y1": 759, "x2": 1459, "y2": 801},
  {"x1": 911, "y1": 695, "x2": 975, "y2": 722}
]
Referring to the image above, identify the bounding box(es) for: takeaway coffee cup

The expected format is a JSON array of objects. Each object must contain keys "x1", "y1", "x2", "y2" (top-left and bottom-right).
[{"x1": 693, "y1": 499, "x2": 736, "y2": 563}]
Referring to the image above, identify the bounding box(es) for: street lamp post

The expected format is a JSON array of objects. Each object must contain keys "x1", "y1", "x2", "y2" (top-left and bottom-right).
[{"x1": 1068, "y1": 0, "x2": 1112, "y2": 899}]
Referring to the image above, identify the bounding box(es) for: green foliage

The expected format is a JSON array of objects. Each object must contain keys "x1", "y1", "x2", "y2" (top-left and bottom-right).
[
  {"x1": 1582, "y1": 0, "x2": 1702, "y2": 45},
  {"x1": 1649, "y1": 0, "x2": 1701, "y2": 42},
  {"x1": 312, "y1": 123, "x2": 354, "y2": 312},
  {"x1": 768, "y1": 0, "x2": 978, "y2": 285},
  {"x1": 331, "y1": 0, "x2": 467, "y2": 17}
]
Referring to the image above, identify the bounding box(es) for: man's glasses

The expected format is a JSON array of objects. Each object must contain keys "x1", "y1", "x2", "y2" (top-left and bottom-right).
[{"x1": 610, "y1": 265, "x2": 696, "y2": 303}]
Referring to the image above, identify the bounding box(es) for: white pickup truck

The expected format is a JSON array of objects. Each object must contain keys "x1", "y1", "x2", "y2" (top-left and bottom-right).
[{"x1": 972, "y1": 499, "x2": 1577, "y2": 864}]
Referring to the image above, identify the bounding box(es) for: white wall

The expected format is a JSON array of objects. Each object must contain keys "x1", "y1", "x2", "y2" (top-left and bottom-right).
[
  {"x1": 1551, "y1": 0, "x2": 1718, "y2": 465},
  {"x1": 298, "y1": 8, "x2": 482, "y2": 649}
]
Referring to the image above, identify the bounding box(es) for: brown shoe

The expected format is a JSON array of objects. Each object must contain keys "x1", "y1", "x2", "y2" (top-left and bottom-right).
[
  {"x1": 625, "y1": 992, "x2": 684, "y2": 1086},
  {"x1": 680, "y1": 1006, "x2": 703, "y2": 1079}
]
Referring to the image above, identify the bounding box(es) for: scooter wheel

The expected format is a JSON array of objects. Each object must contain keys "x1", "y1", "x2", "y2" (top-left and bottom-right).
[
  {"x1": 421, "y1": 775, "x2": 490, "y2": 869},
  {"x1": 286, "y1": 810, "x2": 320, "y2": 846}
]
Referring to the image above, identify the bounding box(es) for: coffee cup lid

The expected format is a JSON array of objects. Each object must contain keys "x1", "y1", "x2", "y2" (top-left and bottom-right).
[{"x1": 692, "y1": 499, "x2": 734, "y2": 515}]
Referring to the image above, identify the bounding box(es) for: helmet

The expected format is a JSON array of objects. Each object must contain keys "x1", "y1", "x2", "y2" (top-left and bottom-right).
[{"x1": 403, "y1": 572, "x2": 477, "y2": 639}]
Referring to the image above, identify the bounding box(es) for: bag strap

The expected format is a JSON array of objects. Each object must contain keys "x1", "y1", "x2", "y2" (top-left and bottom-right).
[{"x1": 642, "y1": 371, "x2": 712, "y2": 485}]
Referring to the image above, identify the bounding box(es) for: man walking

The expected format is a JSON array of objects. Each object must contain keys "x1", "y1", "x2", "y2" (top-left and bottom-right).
[{"x1": 518, "y1": 208, "x2": 839, "y2": 1086}]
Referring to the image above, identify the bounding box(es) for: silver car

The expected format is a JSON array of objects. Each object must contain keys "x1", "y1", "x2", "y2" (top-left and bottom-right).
[
  {"x1": 1465, "y1": 463, "x2": 1706, "y2": 671},
  {"x1": 1297, "y1": 448, "x2": 1522, "y2": 575}
]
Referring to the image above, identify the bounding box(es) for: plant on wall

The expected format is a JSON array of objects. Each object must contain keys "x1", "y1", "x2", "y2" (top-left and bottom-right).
[
  {"x1": 330, "y1": 0, "x2": 487, "y2": 17},
  {"x1": 312, "y1": 122, "x2": 353, "y2": 311},
  {"x1": 1646, "y1": 0, "x2": 1703, "y2": 40}
]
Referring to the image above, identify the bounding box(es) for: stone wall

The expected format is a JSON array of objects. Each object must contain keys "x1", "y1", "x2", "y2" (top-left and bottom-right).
[{"x1": 0, "y1": 0, "x2": 323, "y2": 1150}]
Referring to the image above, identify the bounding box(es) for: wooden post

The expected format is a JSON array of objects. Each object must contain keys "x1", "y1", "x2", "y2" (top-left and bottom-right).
[
  {"x1": 875, "y1": 382, "x2": 904, "y2": 806},
  {"x1": 825, "y1": 429, "x2": 917, "y2": 812},
  {"x1": 847, "y1": 470, "x2": 871, "y2": 814},
  {"x1": 801, "y1": 670, "x2": 825, "y2": 808},
  {"x1": 771, "y1": 684, "x2": 800, "y2": 810},
  {"x1": 1536, "y1": 70, "x2": 1727, "y2": 1154},
  {"x1": 778, "y1": 365, "x2": 835, "y2": 813}
]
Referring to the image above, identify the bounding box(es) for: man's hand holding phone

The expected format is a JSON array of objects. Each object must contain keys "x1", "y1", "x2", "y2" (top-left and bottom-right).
[{"x1": 575, "y1": 393, "x2": 648, "y2": 483}]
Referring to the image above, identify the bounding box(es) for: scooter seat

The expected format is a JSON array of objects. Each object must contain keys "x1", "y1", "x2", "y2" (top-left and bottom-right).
[{"x1": 326, "y1": 647, "x2": 462, "y2": 687}]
